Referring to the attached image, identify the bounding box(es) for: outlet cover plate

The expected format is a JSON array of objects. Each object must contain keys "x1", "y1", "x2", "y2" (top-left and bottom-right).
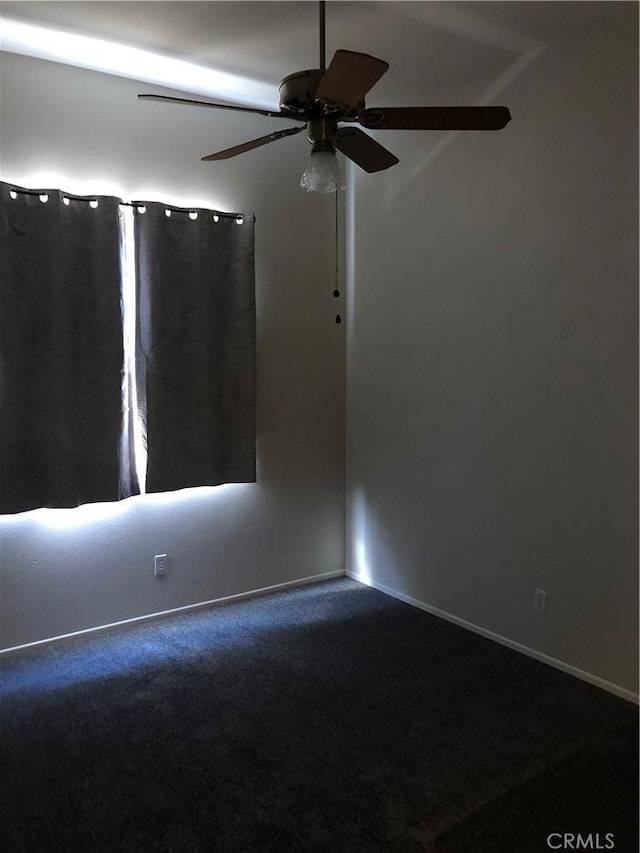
[{"x1": 534, "y1": 588, "x2": 547, "y2": 612}]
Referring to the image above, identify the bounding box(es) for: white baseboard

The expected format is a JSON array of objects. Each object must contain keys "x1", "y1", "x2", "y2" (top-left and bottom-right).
[
  {"x1": 5, "y1": 568, "x2": 637, "y2": 706},
  {"x1": 0, "y1": 570, "x2": 346, "y2": 655},
  {"x1": 347, "y1": 570, "x2": 639, "y2": 705}
]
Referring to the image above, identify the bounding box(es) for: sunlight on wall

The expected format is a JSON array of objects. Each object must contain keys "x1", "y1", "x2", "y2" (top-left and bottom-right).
[
  {"x1": 0, "y1": 17, "x2": 278, "y2": 110},
  {"x1": 7, "y1": 500, "x2": 136, "y2": 531},
  {"x1": 354, "y1": 541, "x2": 372, "y2": 586},
  {"x1": 350, "y1": 488, "x2": 372, "y2": 585},
  {"x1": 382, "y1": 43, "x2": 547, "y2": 204},
  {"x1": 136, "y1": 483, "x2": 245, "y2": 509},
  {"x1": 0, "y1": 484, "x2": 248, "y2": 531},
  {"x1": 348, "y1": 488, "x2": 405, "y2": 591}
]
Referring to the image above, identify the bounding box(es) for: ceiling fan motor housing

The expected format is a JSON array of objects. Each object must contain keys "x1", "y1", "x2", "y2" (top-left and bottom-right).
[{"x1": 279, "y1": 69, "x2": 363, "y2": 118}]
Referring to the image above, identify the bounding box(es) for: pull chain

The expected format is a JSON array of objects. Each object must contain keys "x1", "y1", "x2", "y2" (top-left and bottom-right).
[{"x1": 334, "y1": 189, "x2": 341, "y2": 324}]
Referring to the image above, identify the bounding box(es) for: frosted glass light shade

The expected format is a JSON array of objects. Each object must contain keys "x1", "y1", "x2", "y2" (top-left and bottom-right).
[{"x1": 300, "y1": 149, "x2": 345, "y2": 193}]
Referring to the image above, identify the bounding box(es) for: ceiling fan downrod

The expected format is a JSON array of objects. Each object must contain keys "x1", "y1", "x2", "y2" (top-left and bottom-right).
[{"x1": 319, "y1": 0, "x2": 326, "y2": 72}]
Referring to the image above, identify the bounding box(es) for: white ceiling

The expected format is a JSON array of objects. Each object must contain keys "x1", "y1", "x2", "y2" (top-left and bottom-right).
[{"x1": 0, "y1": 1, "x2": 617, "y2": 105}]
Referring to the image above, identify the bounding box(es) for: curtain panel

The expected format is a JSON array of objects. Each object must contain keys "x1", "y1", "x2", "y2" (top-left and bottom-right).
[
  {"x1": 0, "y1": 183, "x2": 124, "y2": 513},
  {"x1": 1, "y1": 184, "x2": 256, "y2": 514},
  {"x1": 134, "y1": 203, "x2": 256, "y2": 494}
]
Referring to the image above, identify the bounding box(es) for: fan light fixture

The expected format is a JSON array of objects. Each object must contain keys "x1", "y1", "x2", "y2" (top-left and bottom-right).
[{"x1": 300, "y1": 142, "x2": 345, "y2": 193}]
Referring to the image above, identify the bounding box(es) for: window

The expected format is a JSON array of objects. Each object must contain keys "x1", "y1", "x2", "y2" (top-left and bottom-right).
[{"x1": 0, "y1": 183, "x2": 256, "y2": 514}]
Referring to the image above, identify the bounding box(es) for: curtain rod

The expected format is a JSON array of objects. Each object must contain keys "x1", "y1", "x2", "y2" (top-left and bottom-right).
[{"x1": 6, "y1": 186, "x2": 252, "y2": 222}]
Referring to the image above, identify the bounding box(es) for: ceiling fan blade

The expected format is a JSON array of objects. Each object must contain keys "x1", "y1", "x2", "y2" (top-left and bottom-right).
[
  {"x1": 315, "y1": 50, "x2": 389, "y2": 110},
  {"x1": 201, "y1": 126, "x2": 305, "y2": 161},
  {"x1": 335, "y1": 128, "x2": 399, "y2": 173},
  {"x1": 138, "y1": 94, "x2": 303, "y2": 121},
  {"x1": 359, "y1": 106, "x2": 511, "y2": 131}
]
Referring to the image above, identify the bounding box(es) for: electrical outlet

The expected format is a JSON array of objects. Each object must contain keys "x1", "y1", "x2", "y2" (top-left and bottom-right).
[
  {"x1": 154, "y1": 554, "x2": 168, "y2": 577},
  {"x1": 534, "y1": 588, "x2": 547, "y2": 613}
]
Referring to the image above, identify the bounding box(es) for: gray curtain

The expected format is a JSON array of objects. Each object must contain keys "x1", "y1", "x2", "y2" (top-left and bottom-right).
[
  {"x1": 0, "y1": 183, "x2": 125, "y2": 514},
  {"x1": 134, "y1": 204, "x2": 256, "y2": 493}
]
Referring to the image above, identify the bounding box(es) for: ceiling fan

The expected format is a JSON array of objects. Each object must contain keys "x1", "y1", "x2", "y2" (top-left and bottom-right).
[{"x1": 138, "y1": 1, "x2": 511, "y2": 193}]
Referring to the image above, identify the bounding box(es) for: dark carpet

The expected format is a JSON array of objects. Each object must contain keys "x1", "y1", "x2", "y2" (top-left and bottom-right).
[{"x1": 1, "y1": 578, "x2": 637, "y2": 852}]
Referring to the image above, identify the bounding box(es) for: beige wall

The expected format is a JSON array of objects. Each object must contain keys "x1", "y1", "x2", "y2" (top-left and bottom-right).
[
  {"x1": 345, "y1": 8, "x2": 638, "y2": 696},
  {"x1": 0, "y1": 53, "x2": 345, "y2": 648}
]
